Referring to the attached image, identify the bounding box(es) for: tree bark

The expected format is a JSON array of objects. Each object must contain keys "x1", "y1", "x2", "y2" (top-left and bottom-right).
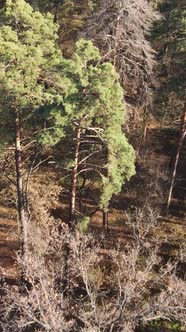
[
  {"x1": 15, "y1": 113, "x2": 27, "y2": 255},
  {"x1": 69, "y1": 124, "x2": 81, "y2": 225},
  {"x1": 167, "y1": 103, "x2": 186, "y2": 211},
  {"x1": 79, "y1": 173, "x2": 87, "y2": 213},
  {"x1": 103, "y1": 210, "x2": 108, "y2": 229}
]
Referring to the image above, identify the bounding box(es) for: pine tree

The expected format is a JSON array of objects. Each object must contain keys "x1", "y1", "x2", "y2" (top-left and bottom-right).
[
  {"x1": 0, "y1": 0, "x2": 63, "y2": 253},
  {"x1": 40, "y1": 39, "x2": 135, "y2": 224}
]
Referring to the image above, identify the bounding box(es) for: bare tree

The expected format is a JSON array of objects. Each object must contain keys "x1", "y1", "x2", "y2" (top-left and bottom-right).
[{"x1": 82, "y1": 0, "x2": 160, "y2": 123}]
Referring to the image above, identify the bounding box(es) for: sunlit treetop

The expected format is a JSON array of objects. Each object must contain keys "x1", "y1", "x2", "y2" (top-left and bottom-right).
[{"x1": 0, "y1": 0, "x2": 62, "y2": 114}]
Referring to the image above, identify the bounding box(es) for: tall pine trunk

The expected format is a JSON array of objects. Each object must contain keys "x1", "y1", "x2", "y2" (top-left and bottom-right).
[
  {"x1": 167, "y1": 103, "x2": 186, "y2": 211},
  {"x1": 15, "y1": 113, "x2": 27, "y2": 255},
  {"x1": 69, "y1": 124, "x2": 81, "y2": 225},
  {"x1": 103, "y1": 210, "x2": 108, "y2": 229},
  {"x1": 102, "y1": 147, "x2": 109, "y2": 229}
]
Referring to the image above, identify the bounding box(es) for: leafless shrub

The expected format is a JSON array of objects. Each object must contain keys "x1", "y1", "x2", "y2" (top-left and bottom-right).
[
  {"x1": 1, "y1": 255, "x2": 72, "y2": 331},
  {"x1": 1, "y1": 210, "x2": 185, "y2": 332},
  {"x1": 68, "y1": 229, "x2": 186, "y2": 331},
  {"x1": 126, "y1": 206, "x2": 159, "y2": 246}
]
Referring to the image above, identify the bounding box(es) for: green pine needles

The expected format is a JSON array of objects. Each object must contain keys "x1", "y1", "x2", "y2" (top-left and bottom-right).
[
  {"x1": 0, "y1": 0, "x2": 62, "y2": 118},
  {"x1": 40, "y1": 39, "x2": 136, "y2": 213}
]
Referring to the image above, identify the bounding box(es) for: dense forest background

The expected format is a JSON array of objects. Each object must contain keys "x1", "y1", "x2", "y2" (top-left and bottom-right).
[{"x1": 0, "y1": 0, "x2": 185, "y2": 331}]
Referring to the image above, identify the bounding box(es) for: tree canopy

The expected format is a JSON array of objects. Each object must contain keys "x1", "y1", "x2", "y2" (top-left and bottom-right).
[
  {"x1": 39, "y1": 39, "x2": 135, "y2": 212},
  {"x1": 0, "y1": 0, "x2": 62, "y2": 126}
]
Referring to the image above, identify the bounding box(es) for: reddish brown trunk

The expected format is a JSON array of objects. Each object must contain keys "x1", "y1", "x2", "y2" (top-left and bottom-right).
[
  {"x1": 103, "y1": 210, "x2": 108, "y2": 229},
  {"x1": 15, "y1": 113, "x2": 27, "y2": 255},
  {"x1": 167, "y1": 103, "x2": 186, "y2": 211},
  {"x1": 69, "y1": 125, "x2": 81, "y2": 225},
  {"x1": 79, "y1": 173, "x2": 87, "y2": 212}
]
